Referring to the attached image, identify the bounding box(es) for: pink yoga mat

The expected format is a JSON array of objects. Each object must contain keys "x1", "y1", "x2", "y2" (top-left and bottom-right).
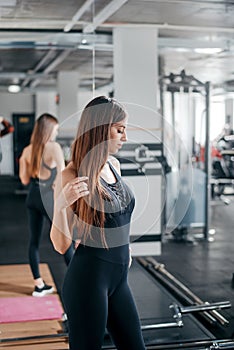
[{"x1": 0, "y1": 295, "x2": 64, "y2": 323}]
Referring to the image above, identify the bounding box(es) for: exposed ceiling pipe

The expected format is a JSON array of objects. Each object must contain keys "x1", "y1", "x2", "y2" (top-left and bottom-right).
[
  {"x1": 146, "y1": 0, "x2": 234, "y2": 5},
  {"x1": 0, "y1": 32, "x2": 233, "y2": 52},
  {"x1": 0, "y1": 43, "x2": 75, "y2": 50},
  {"x1": 83, "y1": 0, "x2": 128, "y2": 34},
  {"x1": 64, "y1": 0, "x2": 94, "y2": 32},
  {"x1": 30, "y1": 49, "x2": 73, "y2": 88},
  {"x1": 101, "y1": 22, "x2": 234, "y2": 34},
  {"x1": 21, "y1": 49, "x2": 56, "y2": 88},
  {"x1": 0, "y1": 72, "x2": 54, "y2": 79},
  {"x1": 0, "y1": 19, "x2": 70, "y2": 29}
]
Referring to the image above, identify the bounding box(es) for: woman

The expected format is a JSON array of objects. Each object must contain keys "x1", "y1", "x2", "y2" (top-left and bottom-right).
[
  {"x1": 19, "y1": 113, "x2": 74, "y2": 297},
  {"x1": 51, "y1": 97, "x2": 146, "y2": 349}
]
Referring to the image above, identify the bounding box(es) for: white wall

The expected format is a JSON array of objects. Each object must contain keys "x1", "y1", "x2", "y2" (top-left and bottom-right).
[
  {"x1": 0, "y1": 93, "x2": 34, "y2": 175},
  {"x1": 35, "y1": 92, "x2": 57, "y2": 118}
]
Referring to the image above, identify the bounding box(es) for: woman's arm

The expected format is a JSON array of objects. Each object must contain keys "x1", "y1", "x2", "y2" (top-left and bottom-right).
[
  {"x1": 50, "y1": 170, "x2": 75, "y2": 254},
  {"x1": 0, "y1": 117, "x2": 14, "y2": 137},
  {"x1": 51, "y1": 142, "x2": 65, "y2": 173},
  {"x1": 50, "y1": 166, "x2": 89, "y2": 254},
  {"x1": 49, "y1": 142, "x2": 66, "y2": 189},
  {"x1": 19, "y1": 146, "x2": 31, "y2": 185}
]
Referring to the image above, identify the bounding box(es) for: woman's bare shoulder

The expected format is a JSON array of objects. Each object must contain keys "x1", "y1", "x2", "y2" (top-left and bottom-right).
[
  {"x1": 62, "y1": 162, "x2": 76, "y2": 184},
  {"x1": 21, "y1": 144, "x2": 32, "y2": 159},
  {"x1": 45, "y1": 141, "x2": 62, "y2": 152},
  {"x1": 108, "y1": 156, "x2": 121, "y2": 175}
]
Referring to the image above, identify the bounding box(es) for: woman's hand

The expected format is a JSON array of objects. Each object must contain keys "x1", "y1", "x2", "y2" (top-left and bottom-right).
[
  {"x1": 63, "y1": 176, "x2": 89, "y2": 208},
  {"x1": 55, "y1": 176, "x2": 89, "y2": 212}
]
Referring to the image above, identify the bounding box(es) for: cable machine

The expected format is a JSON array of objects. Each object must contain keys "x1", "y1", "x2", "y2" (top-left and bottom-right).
[{"x1": 159, "y1": 70, "x2": 210, "y2": 241}]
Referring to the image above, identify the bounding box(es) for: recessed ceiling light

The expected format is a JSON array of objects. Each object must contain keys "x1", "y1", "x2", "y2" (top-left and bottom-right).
[
  {"x1": 8, "y1": 85, "x2": 21, "y2": 93},
  {"x1": 194, "y1": 48, "x2": 223, "y2": 54},
  {"x1": 174, "y1": 48, "x2": 190, "y2": 53}
]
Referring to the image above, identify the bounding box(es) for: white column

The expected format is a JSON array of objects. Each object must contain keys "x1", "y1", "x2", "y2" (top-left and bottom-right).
[
  {"x1": 113, "y1": 27, "x2": 161, "y2": 256},
  {"x1": 114, "y1": 27, "x2": 158, "y2": 112},
  {"x1": 35, "y1": 92, "x2": 57, "y2": 117},
  {"x1": 57, "y1": 71, "x2": 79, "y2": 137}
]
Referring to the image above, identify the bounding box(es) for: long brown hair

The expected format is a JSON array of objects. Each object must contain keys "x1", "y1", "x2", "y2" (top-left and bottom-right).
[
  {"x1": 72, "y1": 96, "x2": 127, "y2": 247},
  {"x1": 29, "y1": 113, "x2": 58, "y2": 178}
]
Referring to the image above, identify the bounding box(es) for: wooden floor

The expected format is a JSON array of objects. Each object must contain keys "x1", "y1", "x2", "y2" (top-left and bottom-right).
[{"x1": 0, "y1": 264, "x2": 69, "y2": 350}]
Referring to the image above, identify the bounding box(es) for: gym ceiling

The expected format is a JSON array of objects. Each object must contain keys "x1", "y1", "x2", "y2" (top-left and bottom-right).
[{"x1": 0, "y1": 0, "x2": 233, "y2": 93}]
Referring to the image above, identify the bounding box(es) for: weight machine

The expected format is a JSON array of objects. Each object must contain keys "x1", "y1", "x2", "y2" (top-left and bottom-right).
[{"x1": 159, "y1": 69, "x2": 211, "y2": 241}]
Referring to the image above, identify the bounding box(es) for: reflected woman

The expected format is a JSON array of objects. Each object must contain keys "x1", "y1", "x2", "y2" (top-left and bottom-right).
[{"x1": 19, "y1": 113, "x2": 74, "y2": 297}]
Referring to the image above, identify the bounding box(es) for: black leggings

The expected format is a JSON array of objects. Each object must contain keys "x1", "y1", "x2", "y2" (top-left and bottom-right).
[
  {"x1": 28, "y1": 208, "x2": 73, "y2": 279},
  {"x1": 63, "y1": 249, "x2": 146, "y2": 350},
  {"x1": 27, "y1": 182, "x2": 73, "y2": 279}
]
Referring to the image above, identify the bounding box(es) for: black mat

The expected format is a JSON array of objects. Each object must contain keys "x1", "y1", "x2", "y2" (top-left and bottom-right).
[{"x1": 128, "y1": 260, "x2": 214, "y2": 345}]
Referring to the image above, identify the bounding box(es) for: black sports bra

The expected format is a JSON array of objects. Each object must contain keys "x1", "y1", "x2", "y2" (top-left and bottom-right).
[
  {"x1": 76, "y1": 161, "x2": 135, "y2": 263},
  {"x1": 31, "y1": 159, "x2": 57, "y2": 189},
  {"x1": 101, "y1": 161, "x2": 134, "y2": 214}
]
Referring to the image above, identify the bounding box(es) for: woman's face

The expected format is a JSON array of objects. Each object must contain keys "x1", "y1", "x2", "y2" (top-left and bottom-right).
[
  {"x1": 50, "y1": 124, "x2": 59, "y2": 141},
  {"x1": 109, "y1": 118, "x2": 127, "y2": 154}
]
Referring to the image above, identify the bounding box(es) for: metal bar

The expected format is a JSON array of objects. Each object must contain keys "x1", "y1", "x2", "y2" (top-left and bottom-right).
[
  {"x1": 139, "y1": 257, "x2": 229, "y2": 325},
  {"x1": 146, "y1": 257, "x2": 230, "y2": 325},
  {"x1": 102, "y1": 339, "x2": 234, "y2": 350},
  {"x1": 141, "y1": 321, "x2": 182, "y2": 330},
  {"x1": 159, "y1": 77, "x2": 166, "y2": 246},
  {"x1": 161, "y1": 73, "x2": 205, "y2": 87},
  {"x1": 64, "y1": 0, "x2": 94, "y2": 32},
  {"x1": 103, "y1": 340, "x2": 234, "y2": 350},
  {"x1": 83, "y1": 0, "x2": 128, "y2": 33},
  {"x1": 1, "y1": 330, "x2": 233, "y2": 350},
  {"x1": 30, "y1": 49, "x2": 73, "y2": 88},
  {"x1": 204, "y1": 81, "x2": 211, "y2": 240},
  {"x1": 143, "y1": 263, "x2": 217, "y2": 325},
  {"x1": 180, "y1": 301, "x2": 231, "y2": 313},
  {"x1": 0, "y1": 332, "x2": 68, "y2": 343},
  {"x1": 110, "y1": 340, "x2": 233, "y2": 350},
  {"x1": 210, "y1": 342, "x2": 234, "y2": 349}
]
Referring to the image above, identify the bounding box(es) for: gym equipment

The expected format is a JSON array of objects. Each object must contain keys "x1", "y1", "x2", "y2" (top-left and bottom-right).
[
  {"x1": 211, "y1": 133, "x2": 234, "y2": 203},
  {"x1": 159, "y1": 69, "x2": 211, "y2": 241},
  {"x1": 140, "y1": 301, "x2": 231, "y2": 331},
  {"x1": 137, "y1": 257, "x2": 230, "y2": 326},
  {"x1": 116, "y1": 140, "x2": 167, "y2": 256}
]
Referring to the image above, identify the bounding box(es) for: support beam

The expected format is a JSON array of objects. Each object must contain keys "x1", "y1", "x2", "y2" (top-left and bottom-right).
[
  {"x1": 64, "y1": 0, "x2": 94, "y2": 33},
  {"x1": 30, "y1": 50, "x2": 73, "y2": 88},
  {"x1": 83, "y1": 0, "x2": 128, "y2": 34}
]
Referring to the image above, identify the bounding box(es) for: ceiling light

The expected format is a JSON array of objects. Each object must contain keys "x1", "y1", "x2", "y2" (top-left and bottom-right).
[
  {"x1": 8, "y1": 84, "x2": 21, "y2": 93},
  {"x1": 174, "y1": 48, "x2": 190, "y2": 53},
  {"x1": 194, "y1": 48, "x2": 223, "y2": 54}
]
